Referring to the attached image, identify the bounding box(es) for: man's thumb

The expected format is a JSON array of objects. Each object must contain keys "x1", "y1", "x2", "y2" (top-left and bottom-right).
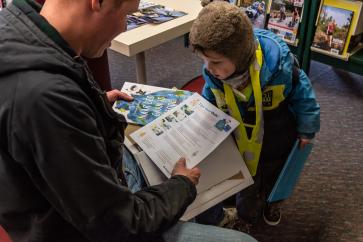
[{"x1": 176, "y1": 158, "x2": 186, "y2": 167}]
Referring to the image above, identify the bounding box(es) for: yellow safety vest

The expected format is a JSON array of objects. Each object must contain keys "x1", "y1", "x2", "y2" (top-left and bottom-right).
[{"x1": 211, "y1": 44, "x2": 264, "y2": 176}]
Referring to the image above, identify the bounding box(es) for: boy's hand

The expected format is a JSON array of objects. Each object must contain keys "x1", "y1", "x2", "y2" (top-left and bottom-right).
[
  {"x1": 299, "y1": 138, "x2": 311, "y2": 149},
  {"x1": 171, "y1": 158, "x2": 201, "y2": 186},
  {"x1": 106, "y1": 89, "x2": 133, "y2": 104}
]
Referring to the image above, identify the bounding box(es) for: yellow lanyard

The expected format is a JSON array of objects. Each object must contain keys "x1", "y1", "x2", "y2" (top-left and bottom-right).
[{"x1": 223, "y1": 43, "x2": 264, "y2": 176}]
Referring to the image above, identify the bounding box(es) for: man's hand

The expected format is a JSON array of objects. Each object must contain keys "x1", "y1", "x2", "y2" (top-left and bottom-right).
[
  {"x1": 171, "y1": 158, "x2": 201, "y2": 186},
  {"x1": 106, "y1": 89, "x2": 133, "y2": 104},
  {"x1": 299, "y1": 138, "x2": 311, "y2": 149}
]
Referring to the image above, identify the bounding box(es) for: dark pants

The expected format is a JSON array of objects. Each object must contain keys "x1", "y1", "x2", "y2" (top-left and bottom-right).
[
  {"x1": 236, "y1": 157, "x2": 287, "y2": 224},
  {"x1": 197, "y1": 112, "x2": 297, "y2": 225}
]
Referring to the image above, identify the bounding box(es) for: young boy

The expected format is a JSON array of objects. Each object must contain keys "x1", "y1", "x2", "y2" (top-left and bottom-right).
[{"x1": 189, "y1": 1, "x2": 320, "y2": 228}]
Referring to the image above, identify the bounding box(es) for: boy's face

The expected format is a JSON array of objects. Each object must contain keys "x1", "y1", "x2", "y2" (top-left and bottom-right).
[{"x1": 198, "y1": 50, "x2": 236, "y2": 80}]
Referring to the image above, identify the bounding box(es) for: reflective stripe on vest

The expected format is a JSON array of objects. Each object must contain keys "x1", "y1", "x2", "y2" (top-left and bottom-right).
[
  {"x1": 248, "y1": 84, "x2": 285, "y2": 111},
  {"x1": 211, "y1": 43, "x2": 264, "y2": 176}
]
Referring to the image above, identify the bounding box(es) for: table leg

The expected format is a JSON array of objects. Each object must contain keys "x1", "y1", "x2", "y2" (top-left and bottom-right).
[{"x1": 135, "y1": 52, "x2": 147, "y2": 84}]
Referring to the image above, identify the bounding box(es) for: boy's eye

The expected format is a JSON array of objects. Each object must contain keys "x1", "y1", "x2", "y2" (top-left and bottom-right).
[{"x1": 211, "y1": 61, "x2": 221, "y2": 65}]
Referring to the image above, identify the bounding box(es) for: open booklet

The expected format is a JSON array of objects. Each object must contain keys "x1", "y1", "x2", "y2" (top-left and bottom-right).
[
  {"x1": 122, "y1": 86, "x2": 254, "y2": 220},
  {"x1": 125, "y1": 132, "x2": 254, "y2": 221},
  {"x1": 130, "y1": 93, "x2": 240, "y2": 177},
  {"x1": 112, "y1": 82, "x2": 192, "y2": 126}
]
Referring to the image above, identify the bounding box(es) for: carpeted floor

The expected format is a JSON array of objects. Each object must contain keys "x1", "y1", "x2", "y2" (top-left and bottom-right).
[{"x1": 108, "y1": 36, "x2": 363, "y2": 242}]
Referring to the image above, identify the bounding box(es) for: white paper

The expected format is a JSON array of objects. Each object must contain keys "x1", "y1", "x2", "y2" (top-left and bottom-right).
[
  {"x1": 112, "y1": 82, "x2": 169, "y2": 124},
  {"x1": 130, "y1": 93, "x2": 239, "y2": 177},
  {"x1": 126, "y1": 135, "x2": 254, "y2": 220},
  {"x1": 112, "y1": 82, "x2": 192, "y2": 126},
  {"x1": 132, "y1": 135, "x2": 250, "y2": 192}
]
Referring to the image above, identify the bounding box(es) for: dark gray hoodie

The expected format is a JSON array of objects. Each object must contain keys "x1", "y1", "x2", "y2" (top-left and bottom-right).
[{"x1": 0, "y1": 1, "x2": 196, "y2": 241}]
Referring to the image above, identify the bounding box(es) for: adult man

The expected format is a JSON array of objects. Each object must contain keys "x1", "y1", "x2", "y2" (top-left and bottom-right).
[{"x1": 0, "y1": 0, "x2": 256, "y2": 241}]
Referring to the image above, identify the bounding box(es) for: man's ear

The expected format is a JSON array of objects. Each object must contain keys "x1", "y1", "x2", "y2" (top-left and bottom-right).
[{"x1": 91, "y1": 0, "x2": 103, "y2": 11}]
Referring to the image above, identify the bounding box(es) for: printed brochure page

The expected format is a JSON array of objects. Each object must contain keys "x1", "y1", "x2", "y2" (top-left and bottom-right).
[
  {"x1": 113, "y1": 82, "x2": 192, "y2": 126},
  {"x1": 130, "y1": 93, "x2": 239, "y2": 177},
  {"x1": 126, "y1": 0, "x2": 187, "y2": 31}
]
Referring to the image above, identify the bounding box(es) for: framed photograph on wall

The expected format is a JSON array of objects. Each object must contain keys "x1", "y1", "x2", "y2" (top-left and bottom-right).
[
  {"x1": 311, "y1": 0, "x2": 363, "y2": 60},
  {"x1": 237, "y1": 0, "x2": 268, "y2": 29},
  {"x1": 267, "y1": 0, "x2": 304, "y2": 45},
  {"x1": 312, "y1": 5, "x2": 353, "y2": 56}
]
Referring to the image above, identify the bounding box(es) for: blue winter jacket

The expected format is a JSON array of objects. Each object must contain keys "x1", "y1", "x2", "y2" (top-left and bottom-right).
[{"x1": 202, "y1": 28, "x2": 320, "y2": 138}]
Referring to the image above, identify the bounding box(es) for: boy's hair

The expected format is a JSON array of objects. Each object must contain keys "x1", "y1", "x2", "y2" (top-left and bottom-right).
[
  {"x1": 189, "y1": 1, "x2": 255, "y2": 72},
  {"x1": 201, "y1": 0, "x2": 230, "y2": 7}
]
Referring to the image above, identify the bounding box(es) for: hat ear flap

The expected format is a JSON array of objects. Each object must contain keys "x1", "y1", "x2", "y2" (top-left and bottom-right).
[{"x1": 201, "y1": 0, "x2": 213, "y2": 7}]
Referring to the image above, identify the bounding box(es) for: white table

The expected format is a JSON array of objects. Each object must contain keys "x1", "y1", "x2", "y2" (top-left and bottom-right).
[{"x1": 110, "y1": 0, "x2": 202, "y2": 84}]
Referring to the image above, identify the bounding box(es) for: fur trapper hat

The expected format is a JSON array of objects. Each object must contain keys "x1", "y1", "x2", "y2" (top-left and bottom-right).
[
  {"x1": 190, "y1": 1, "x2": 255, "y2": 72},
  {"x1": 200, "y1": 0, "x2": 230, "y2": 7}
]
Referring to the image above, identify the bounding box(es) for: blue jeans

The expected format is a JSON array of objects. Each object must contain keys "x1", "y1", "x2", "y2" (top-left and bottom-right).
[
  {"x1": 163, "y1": 222, "x2": 256, "y2": 242},
  {"x1": 123, "y1": 146, "x2": 146, "y2": 193},
  {"x1": 122, "y1": 147, "x2": 257, "y2": 242}
]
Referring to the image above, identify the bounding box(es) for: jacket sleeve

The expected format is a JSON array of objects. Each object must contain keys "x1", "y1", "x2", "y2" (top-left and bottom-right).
[
  {"x1": 12, "y1": 78, "x2": 196, "y2": 242},
  {"x1": 288, "y1": 69, "x2": 320, "y2": 138}
]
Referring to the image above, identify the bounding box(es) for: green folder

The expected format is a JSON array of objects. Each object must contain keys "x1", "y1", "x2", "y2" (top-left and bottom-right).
[{"x1": 267, "y1": 140, "x2": 313, "y2": 202}]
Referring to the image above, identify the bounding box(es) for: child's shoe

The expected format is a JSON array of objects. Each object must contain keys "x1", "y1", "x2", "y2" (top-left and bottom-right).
[
  {"x1": 263, "y1": 203, "x2": 281, "y2": 226},
  {"x1": 218, "y1": 207, "x2": 238, "y2": 229},
  {"x1": 218, "y1": 207, "x2": 255, "y2": 234}
]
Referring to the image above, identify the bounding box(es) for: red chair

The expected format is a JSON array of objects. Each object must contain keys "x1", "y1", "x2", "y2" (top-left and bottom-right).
[
  {"x1": 181, "y1": 75, "x2": 205, "y2": 94},
  {"x1": 0, "y1": 226, "x2": 13, "y2": 242}
]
